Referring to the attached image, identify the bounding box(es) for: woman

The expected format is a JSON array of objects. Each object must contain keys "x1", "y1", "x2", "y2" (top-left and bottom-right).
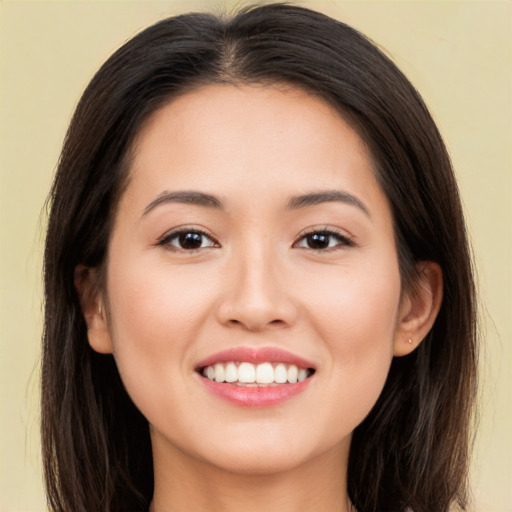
[{"x1": 42, "y1": 4, "x2": 477, "y2": 511}]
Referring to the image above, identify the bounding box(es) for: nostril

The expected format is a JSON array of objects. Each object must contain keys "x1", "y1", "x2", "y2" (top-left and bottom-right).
[
  {"x1": 269, "y1": 319, "x2": 287, "y2": 327},
  {"x1": 224, "y1": 317, "x2": 286, "y2": 331},
  {"x1": 216, "y1": 282, "x2": 298, "y2": 331}
]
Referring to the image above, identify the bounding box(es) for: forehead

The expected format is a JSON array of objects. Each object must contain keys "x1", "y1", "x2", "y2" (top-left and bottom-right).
[{"x1": 121, "y1": 83, "x2": 387, "y2": 218}]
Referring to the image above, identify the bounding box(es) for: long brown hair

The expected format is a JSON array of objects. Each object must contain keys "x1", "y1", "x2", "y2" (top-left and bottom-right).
[{"x1": 42, "y1": 4, "x2": 477, "y2": 511}]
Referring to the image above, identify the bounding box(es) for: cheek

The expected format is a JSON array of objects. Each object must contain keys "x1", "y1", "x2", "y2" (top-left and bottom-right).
[
  {"x1": 103, "y1": 253, "x2": 217, "y2": 409},
  {"x1": 302, "y1": 257, "x2": 401, "y2": 418},
  {"x1": 304, "y1": 255, "x2": 401, "y2": 340},
  {"x1": 106, "y1": 252, "x2": 216, "y2": 342}
]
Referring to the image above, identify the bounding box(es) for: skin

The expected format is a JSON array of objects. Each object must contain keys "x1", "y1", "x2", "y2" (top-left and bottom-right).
[{"x1": 79, "y1": 84, "x2": 442, "y2": 512}]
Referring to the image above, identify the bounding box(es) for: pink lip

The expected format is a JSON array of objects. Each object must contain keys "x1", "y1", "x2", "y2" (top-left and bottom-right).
[
  {"x1": 195, "y1": 346, "x2": 316, "y2": 408},
  {"x1": 195, "y1": 346, "x2": 316, "y2": 370},
  {"x1": 200, "y1": 378, "x2": 312, "y2": 408}
]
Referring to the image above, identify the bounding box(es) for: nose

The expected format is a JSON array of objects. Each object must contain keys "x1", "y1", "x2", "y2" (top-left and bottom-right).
[{"x1": 216, "y1": 248, "x2": 298, "y2": 332}]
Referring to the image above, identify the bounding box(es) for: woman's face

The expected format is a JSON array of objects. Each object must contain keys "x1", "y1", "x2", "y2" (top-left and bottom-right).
[{"x1": 95, "y1": 84, "x2": 412, "y2": 474}]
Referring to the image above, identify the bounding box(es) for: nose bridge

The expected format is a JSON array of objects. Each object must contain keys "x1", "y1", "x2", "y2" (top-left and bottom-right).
[
  {"x1": 217, "y1": 237, "x2": 296, "y2": 330},
  {"x1": 237, "y1": 242, "x2": 278, "y2": 302}
]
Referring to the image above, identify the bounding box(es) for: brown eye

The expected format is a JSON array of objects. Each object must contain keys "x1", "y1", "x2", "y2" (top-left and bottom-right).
[
  {"x1": 159, "y1": 230, "x2": 218, "y2": 251},
  {"x1": 177, "y1": 232, "x2": 204, "y2": 249},
  {"x1": 304, "y1": 233, "x2": 331, "y2": 249},
  {"x1": 295, "y1": 230, "x2": 352, "y2": 251}
]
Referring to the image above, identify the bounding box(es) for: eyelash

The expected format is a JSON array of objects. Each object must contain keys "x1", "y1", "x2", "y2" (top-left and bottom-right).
[
  {"x1": 156, "y1": 227, "x2": 354, "y2": 252},
  {"x1": 293, "y1": 228, "x2": 354, "y2": 252},
  {"x1": 156, "y1": 227, "x2": 219, "y2": 252}
]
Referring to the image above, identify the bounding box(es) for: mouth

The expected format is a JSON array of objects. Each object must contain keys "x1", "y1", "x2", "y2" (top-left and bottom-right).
[
  {"x1": 198, "y1": 361, "x2": 315, "y2": 386},
  {"x1": 195, "y1": 347, "x2": 316, "y2": 407}
]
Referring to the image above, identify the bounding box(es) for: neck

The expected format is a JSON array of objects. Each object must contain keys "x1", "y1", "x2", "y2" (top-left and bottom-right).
[{"x1": 149, "y1": 435, "x2": 352, "y2": 512}]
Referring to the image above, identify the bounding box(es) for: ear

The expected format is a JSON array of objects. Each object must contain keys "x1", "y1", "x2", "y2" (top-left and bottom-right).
[
  {"x1": 394, "y1": 261, "x2": 443, "y2": 356},
  {"x1": 74, "y1": 265, "x2": 113, "y2": 354}
]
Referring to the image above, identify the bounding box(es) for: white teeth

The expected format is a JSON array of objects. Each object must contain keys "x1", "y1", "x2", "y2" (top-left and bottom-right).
[
  {"x1": 238, "y1": 362, "x2": 256, "y2": 383},
  {"x1": 287, "y1": 365, "x2": 298, "y2": 383},
  {"x1": 274, "y1": 364, "x2": 288, "y2": 383},
  {"x1": 201, "y1": 361, "x2": 312, "y2": 385},
  {"x1": 225, "y1": 362, "x2": 237, "y2": 383},
  {"x1": 214, "y1": 363, "x2": 225, "y2": 382},
  {"x1": 256, "y1": 362, "x2": 274, "y2": 384},
  {"x1": 297, "y1": 368, "x2": 308, "y2": 382}
]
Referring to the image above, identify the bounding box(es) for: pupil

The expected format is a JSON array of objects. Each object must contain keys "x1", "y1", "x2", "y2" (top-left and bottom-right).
[
  {"x1": 179, "y1": 232, "x2": 202, "y2": 249},
  {"x1": 308, "y1": 233, "x2": 329, "y2": 249}
]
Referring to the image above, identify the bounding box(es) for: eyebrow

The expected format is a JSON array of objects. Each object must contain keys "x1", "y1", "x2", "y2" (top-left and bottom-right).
[
  {"x1": 143, "y1": 191, "x2": 223, "y2": 216},
  {"x1": 142, "y1": 189, "x2": 369, "y2": 217},
  {"x1": 286, "y1": 190, "x2": 370, "y2": 217}
]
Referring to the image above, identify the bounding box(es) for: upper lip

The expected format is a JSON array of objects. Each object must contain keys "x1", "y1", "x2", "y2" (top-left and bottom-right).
[{"x1": 195, "y1": 346, "x2": 316, "y2": 370}]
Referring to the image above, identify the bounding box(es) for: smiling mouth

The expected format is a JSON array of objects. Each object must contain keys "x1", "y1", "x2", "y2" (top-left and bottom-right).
[{"x1": 199, "y1": 361, "x2": 315, "y2": 386}]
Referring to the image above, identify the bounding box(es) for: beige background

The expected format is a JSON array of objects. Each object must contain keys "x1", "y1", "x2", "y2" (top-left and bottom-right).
[{"x1": 0, "y1": 0, "x2": 510, "y2": 510}]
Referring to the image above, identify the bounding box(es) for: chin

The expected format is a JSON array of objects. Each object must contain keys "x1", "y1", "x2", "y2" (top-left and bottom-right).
[
  {"x1": 189, "y1": 426, "x2": 348, "y2": 477},
  {"x1": 206, "y1": 446, "x2": 314, "y2": 476}
]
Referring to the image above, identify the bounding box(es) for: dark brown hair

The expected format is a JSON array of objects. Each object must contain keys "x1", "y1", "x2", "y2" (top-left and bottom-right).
[{"x1": 42, "y1": 4, "x2": 477, "y2": 511}]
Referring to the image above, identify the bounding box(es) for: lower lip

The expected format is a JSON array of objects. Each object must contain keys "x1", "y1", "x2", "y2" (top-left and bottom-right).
[{"x1": 199, "y1": 376, "x2": 312, "y2": 407}]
